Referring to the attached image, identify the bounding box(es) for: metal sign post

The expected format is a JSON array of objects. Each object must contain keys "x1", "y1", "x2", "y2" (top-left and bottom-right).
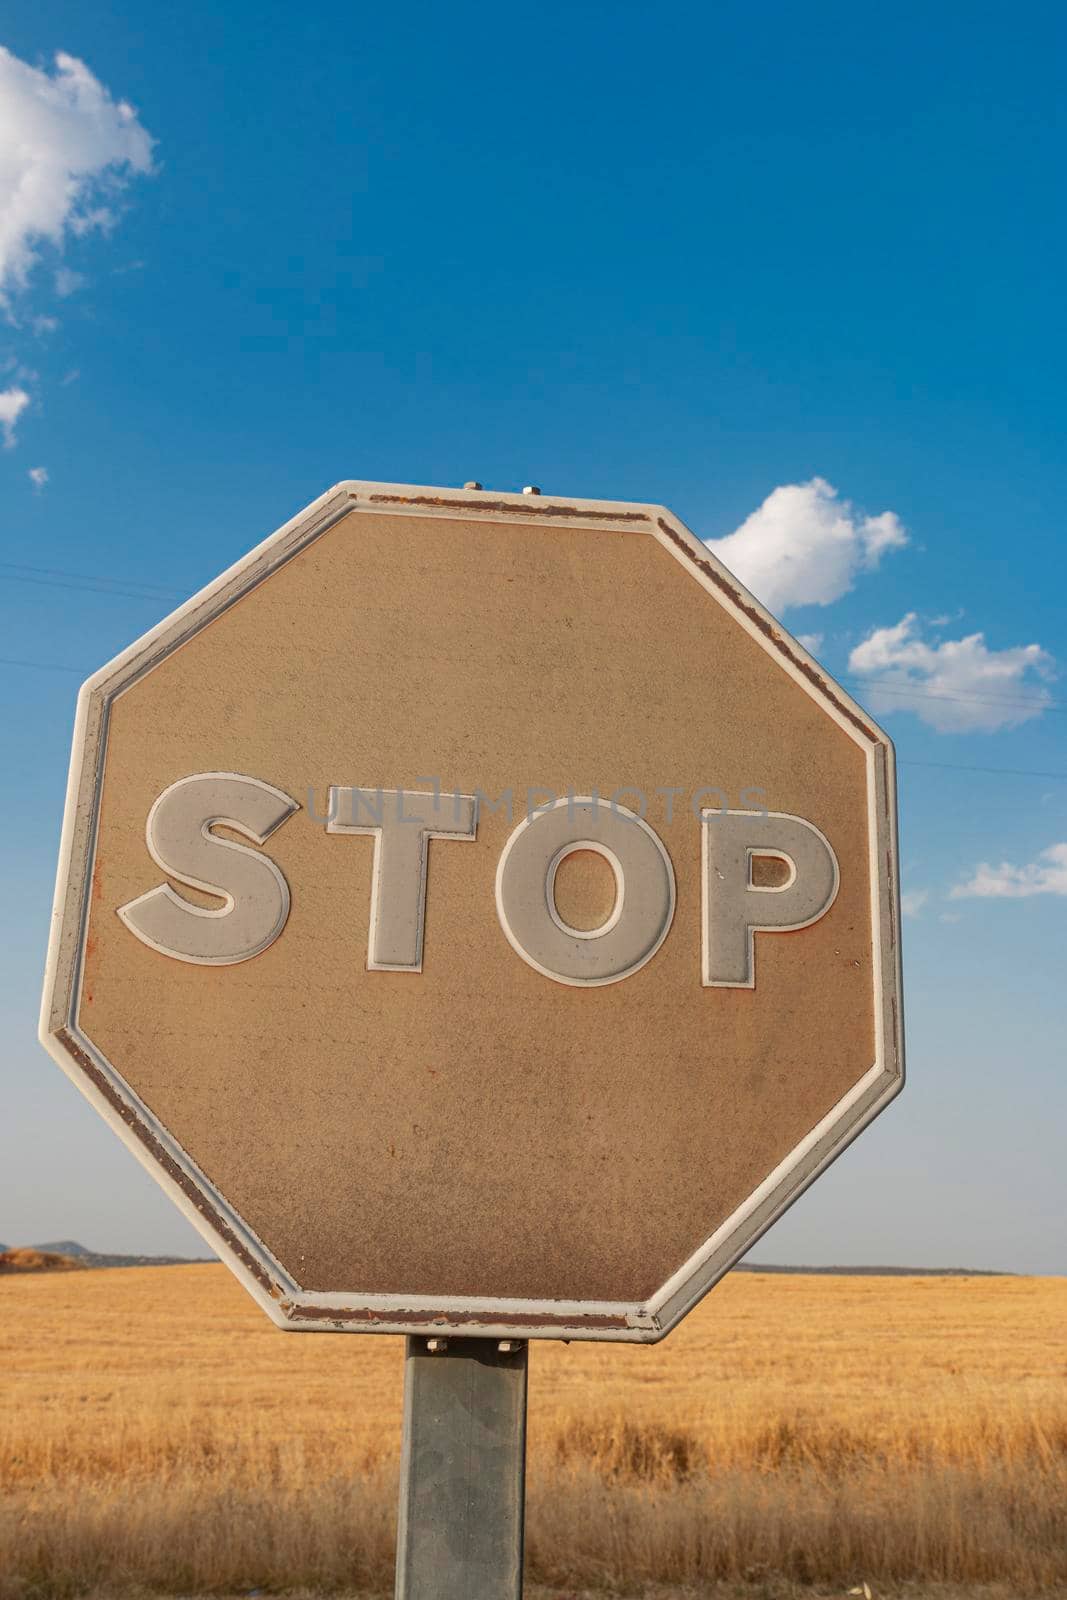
[{"x1": 395, "y1": 1337, "x2": 528, "y2": 1600}]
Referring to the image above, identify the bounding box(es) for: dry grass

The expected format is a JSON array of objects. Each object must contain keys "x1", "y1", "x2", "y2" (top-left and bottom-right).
[{"x1": 1, "y1": 1265, "x2": 1065, "y2": 1596}]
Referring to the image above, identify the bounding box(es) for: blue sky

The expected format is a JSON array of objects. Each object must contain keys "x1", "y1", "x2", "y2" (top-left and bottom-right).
[{"x1": 1, "y1": 1, "x2": 1063, "y2": 1271}]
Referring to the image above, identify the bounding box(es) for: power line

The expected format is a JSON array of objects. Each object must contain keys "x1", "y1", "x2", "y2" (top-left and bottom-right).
[
  {"x1": 898, "y1": 758, "x2": 1067, "y2": 782},
  {"x1": 3, "y1": 563, "x2": 1061, "y2": 714},
  {"x1": 0, "y1": 561, "x2": 186, "y2": 604},
  {"x1": 3, "y1": 556, "x2": 1065, "y2": 785},
  {"x1": 3, "y1": 651, "x2": 1064, "y2": 781},
  {"x1": 841, "y1": 676, "x2": 1062, "y2": 715},
  {"x1": 0, "y1": 656, "x2": 86, "y2": 675}
]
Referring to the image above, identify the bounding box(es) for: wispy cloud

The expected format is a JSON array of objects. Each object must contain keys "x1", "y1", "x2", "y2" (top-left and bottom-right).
[
  {"x1": 951, "y1": 843, "x2": 1067, "y2": 900},
  {"x1": 704, "y1": 478, "x2": 907, "y2": 613},
  {"x1": 28, "y1": 464, "x2": 48, "y2": 489},
  {"x1": 848, "y1": 613, "x2": 1055, "y2": 733},
  {"x1": 0, "y1": 46, "x2": 154, "y2": 458},
  {"x1": 0, "y1": 385, "x2": 30, "y2": 445},
  {"x1": 900, "y1": 888, "x2": 929, "y2": 918},
  {"x1": 53, "y1": 266, "x2": 85, "y2": 299}
]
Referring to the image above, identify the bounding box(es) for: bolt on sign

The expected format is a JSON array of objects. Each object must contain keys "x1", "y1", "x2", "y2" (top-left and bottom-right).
[{"x1": 40, "y1": 482, "x2": 904, "y2": 1342}]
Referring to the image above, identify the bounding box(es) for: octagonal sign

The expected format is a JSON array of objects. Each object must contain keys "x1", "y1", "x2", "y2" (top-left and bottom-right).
[{"x1": 40, "y1": 481, "x2": 903, "y2": 1341}]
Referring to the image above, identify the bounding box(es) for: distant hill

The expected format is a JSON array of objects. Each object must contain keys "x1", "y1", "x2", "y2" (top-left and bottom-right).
[
  {"x1": 1, "y1": 1238, "x2": 1011, "y2": 1277},
  {"x1": 738, "y1": 1261, "x2": 1011, "y2": 1277},
  {"x1": 1, "y1": 1240, "x2": 212, "y2": 1271}
]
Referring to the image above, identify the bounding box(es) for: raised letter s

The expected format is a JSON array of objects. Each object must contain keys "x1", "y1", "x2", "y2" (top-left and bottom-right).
[{"x1": 118, "y1": 773, "x2": 298, "y2": 965}]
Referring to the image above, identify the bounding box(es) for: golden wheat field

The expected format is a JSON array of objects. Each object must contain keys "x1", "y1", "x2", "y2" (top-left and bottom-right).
[{"x1": 1, "y1": 1263, "x2": 1065, "y2": 1598}]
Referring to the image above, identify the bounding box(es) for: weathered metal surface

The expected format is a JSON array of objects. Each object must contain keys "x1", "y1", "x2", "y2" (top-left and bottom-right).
[
  {"x1": 395, "y1": 1337, "x2": 528, "y2": 1600},
  {"x1": 39, "y1": 480, "x2": 904, "y2": 1340}
]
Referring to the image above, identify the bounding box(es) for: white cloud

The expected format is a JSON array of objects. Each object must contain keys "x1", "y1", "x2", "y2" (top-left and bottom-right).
[
  {"x1": 54, "y1": 266, "x2": 84, "y2": 298},
  {"x1": 848, "y1": 613, "x2": 1055, "y2": 733},
  {"x1": 796, "y1": 632, "x2": 824, "y2": 654},
  {"x1": 704, "y1": 477, "x2": 907, "y2": 613},
  {"x1": 28, "y1": 464, "x2": 48, "y2": 488},
  {"x1": 0, "y1": 384, "x2": 29, "y2": 445},
  {"x1": 32, "y1": 314, "x2": 58, "y2": 335},
  {"x1": 0, "y1": 47, "x2": 154, "y2": 302},
  {"x1": 71, "y1": 205, "x2": 115, "y2": 238},
  {"x1": 950, "y1": 843, "x2": 1067, "y2": 900},
  {"x1": 900, "y1": 888, "x2": 929, "y2": 918}
]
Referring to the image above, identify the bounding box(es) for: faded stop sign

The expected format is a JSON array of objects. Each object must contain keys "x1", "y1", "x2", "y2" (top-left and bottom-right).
[{"x1": 40, "y1": 482, "x2": 903, "y2": 1341}]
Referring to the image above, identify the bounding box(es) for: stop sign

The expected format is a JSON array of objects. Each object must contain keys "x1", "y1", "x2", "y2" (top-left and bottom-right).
[{"x1": 40, "y1": 481, "x2": 903, "y2": 1342}]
